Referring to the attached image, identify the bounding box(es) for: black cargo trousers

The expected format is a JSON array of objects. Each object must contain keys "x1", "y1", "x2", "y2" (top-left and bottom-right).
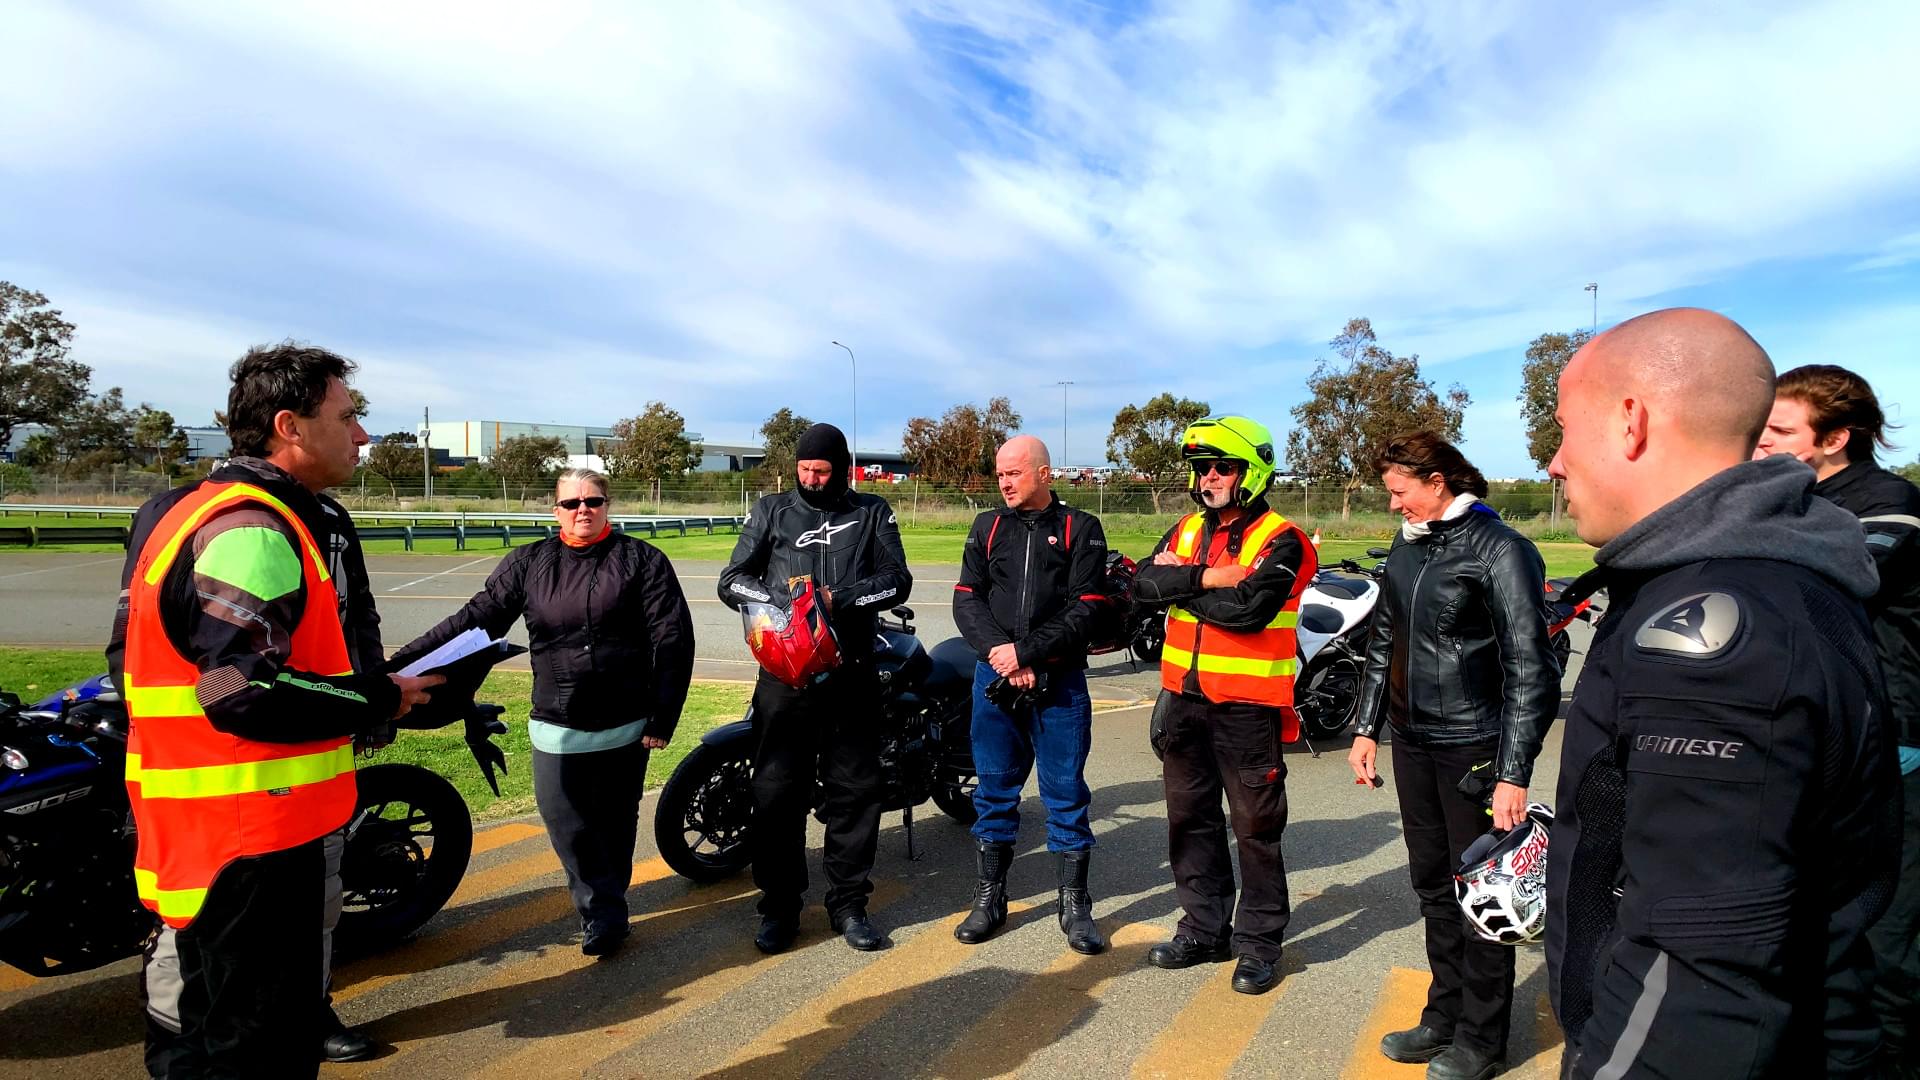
[
  {"x1": 1159, "y1": 690, "x2": 1291, "y2": 961},
  {"x1": 747, "y1": 664, "x2": 883, "y2": 923}
]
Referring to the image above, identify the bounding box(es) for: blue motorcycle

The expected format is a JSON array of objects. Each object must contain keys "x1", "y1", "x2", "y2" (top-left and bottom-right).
[{"x1": 0, "y1": 675, "x2": 496, "y2": 977}]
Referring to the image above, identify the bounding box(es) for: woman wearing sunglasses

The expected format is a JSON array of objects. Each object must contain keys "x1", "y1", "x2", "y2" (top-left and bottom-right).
[{"x1": 391, "y1": 468, "x2": 695, "y2": 958}]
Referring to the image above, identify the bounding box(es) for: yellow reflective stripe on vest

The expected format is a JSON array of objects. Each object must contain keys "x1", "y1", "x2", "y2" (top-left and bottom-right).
[
  {"x1": 1166, "y1": 606, "x2": 1296, "y2": 629},
  {"x1": 1172, "y1": 514, "x2": 1205, "y2": 557},
  {"x1": 1237, "y1": 513, "x2": 1287, "y2": 567},
  {"x1": 123, "y1": 670, "x2": 358, "y2": 720},
  {"x1": 134, "y1": 868, "x2": 209, "y2": 920},
  {"x1": 143, "y1": 483, "x2": 331, "y2": 588},
  {"x1": 126, "y1": 744, "x2": 354, "y2": 800},
  {"x1": 1161, "y1": 642, "x2": 1299, "y2": 679},
  {"x1": 123, "y1": 680, "x2": 205, "y2": 718}
]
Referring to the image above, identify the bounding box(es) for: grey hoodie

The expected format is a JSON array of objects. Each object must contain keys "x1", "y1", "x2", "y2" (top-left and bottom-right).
[{"x1": 1596, "y1": 453, "x2": 1879, "y2": 600}]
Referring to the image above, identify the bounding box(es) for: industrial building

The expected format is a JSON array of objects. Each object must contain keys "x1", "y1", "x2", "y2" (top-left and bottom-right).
[{"x1": 416, "y1": 418, "x2": 906, "y2": 475}]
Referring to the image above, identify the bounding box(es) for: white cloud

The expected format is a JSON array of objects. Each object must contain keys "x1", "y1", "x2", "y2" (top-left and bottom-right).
[{"x1": 3, "y1": 0, "x2": 1918, "y2": 476}]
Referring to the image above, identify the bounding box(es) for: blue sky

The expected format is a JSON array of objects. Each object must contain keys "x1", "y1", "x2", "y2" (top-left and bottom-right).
[{"x1": 4, "y1": 0, "x2": 1918, "y2": 478}]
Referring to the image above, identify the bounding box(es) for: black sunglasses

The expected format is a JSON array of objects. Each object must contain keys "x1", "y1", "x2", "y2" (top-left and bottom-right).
[
  {"x1": 556, "y1": 496, "x2": 608, "y2": 510},
  {"x1": 1190, "y1": 459, "x2": 1244, "y2": 477}
]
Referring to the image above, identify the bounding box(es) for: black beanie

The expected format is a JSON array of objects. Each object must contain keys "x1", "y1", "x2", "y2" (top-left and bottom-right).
[{"x1": 794, "y1": 422, "x2": 850, "y2": 507}]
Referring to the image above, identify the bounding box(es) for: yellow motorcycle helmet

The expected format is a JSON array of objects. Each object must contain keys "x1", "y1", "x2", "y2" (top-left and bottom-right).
[{"x1": 1181, "y1": 415, "x2": 1278, "y2": 507}]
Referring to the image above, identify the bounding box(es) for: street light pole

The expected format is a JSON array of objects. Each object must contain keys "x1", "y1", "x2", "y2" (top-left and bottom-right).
[
  {"x1": 831, "y1": 340, "x2": 857, "y2": 486},
  {"x1": 1055, "y1": 380, "x2": 1073, "y2": 470},
  {"x1": 1585, "y1": 282, "x2": 1598, "y2": 333}
]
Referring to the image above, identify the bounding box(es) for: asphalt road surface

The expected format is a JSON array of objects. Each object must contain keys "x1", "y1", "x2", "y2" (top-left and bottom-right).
[
  {"x1": 0, "y1": 549, "x2": 1589, "y2": 1078},
  {"x1": 0, "y1": 551, "x2": 1160, "y2": 701}
]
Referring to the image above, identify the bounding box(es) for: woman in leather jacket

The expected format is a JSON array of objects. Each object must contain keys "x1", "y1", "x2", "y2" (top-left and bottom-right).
[
  {"x1": 392, "y1": 468, "x2": 695, "y2": 959},
  {"x1": 1345, "y1": 432, "x2": 1559, "y2": 1080}
]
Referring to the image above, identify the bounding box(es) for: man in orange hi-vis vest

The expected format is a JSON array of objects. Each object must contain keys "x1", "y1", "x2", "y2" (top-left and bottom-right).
[
  {"x1": 114, "y1": 344, "x2": 440, "y2": 1079},
  {"x1": 1132, "y1": 416, "x2": 1316, "y2": 997}
]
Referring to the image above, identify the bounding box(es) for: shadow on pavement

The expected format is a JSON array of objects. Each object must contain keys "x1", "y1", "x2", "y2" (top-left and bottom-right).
[
  {"x1": 0, "y1": 967, "x2": 143, "y2": 1058},
  {"x1": 1508, "y1": 959, "x2": 1565, "y2": 1072},
  {"x1": 1285, "y1": 866, "x2": 1421, "y2": 968}
]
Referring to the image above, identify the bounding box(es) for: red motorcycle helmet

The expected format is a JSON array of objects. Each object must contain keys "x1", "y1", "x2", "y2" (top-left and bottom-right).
[{"x1": 742, "y1": 578, "x2": 842, "y2": 688}]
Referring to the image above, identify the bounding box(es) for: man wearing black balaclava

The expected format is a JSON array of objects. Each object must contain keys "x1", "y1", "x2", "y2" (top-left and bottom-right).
[{"x1": 719, "y1": 423, "x2": 913, "y2": 953}]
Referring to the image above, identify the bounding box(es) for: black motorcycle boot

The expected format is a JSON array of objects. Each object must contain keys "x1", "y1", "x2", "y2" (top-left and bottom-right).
[
  {"x1": 1056, "y1": 850, "x2": 1105, "y2": 955},
  {"x1": 754, "y1": 915, "x2": 800, "y2": 955},
  {"x1": 1146, "y1": 934, "x2": 1233, "y2": 969},
  {"x1": 1379, "y1": 1024, "x2": 1453, "y2": 1064},
  {"x1": 830, "y1": 910, "x2": 886, "y2": 952},
  {"x1": 581, "y1": 916, "x2": 630, "y2": 958},
  {"x1": 321, "y1": 1005, "x2": 377, "y2": 1063},
  {"x1": 1426, "y1": 1044, "x2": 1502, "y2": 1080},
  {"x1": 954, "y1": 841, "x2": 1013, "y2": 944},
  {"x1": 1230, "y1": 954, "x2": 1278, "y2": 995}
]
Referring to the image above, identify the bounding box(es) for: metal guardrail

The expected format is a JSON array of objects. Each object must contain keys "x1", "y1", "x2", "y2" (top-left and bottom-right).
[{"x1": 0, "y1": 503, "x2": 744, "y2": 549}]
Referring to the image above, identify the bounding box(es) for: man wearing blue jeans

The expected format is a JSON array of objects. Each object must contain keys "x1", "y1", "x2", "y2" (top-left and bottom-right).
[{"x1": 951, "y1": 435, "x2": 1110, "y2": 954}]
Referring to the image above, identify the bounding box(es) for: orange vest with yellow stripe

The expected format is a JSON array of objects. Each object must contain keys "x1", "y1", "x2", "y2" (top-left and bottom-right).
[
  {"x1": 1159, "y1": 508, "x2": 1317, "y2": 718},
  {"x1": 123, "y1": 480, "x2": 358, "y2": 927}
]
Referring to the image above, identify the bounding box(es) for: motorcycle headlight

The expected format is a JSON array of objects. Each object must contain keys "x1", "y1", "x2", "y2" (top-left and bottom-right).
[{"x1": 1, "y1": 746, "x2": 26, "y2": 771}]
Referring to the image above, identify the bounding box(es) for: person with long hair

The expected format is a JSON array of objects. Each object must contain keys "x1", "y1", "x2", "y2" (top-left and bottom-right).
[{"x1": 1349, "y1": 431, "x2": 1559, "y2": 1080}]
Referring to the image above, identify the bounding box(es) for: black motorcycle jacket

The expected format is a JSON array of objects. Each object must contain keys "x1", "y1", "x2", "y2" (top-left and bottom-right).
[
  {"x1": 1547, "y1": 456, "x2": 1897, "y2": 1080},
  {"x1": 952, "y1": 495, "x2": 1108, "y2": 670},
  {"x1": 390, "y1": 533, "x2": 695, "y2": 740},
  {"x1": 1814, "y1": 459, "x2": 1920, "y2": 746},
  {"x1": 1351, "y1": 503, "x2": 1559, "y2": 786},
  {"x1": 718, "y1": 488, "x2": 912, "y2": 658}
]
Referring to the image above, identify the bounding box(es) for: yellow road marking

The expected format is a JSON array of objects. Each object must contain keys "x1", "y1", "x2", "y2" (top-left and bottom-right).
[
  {"x1": 345, "y1": 858, "x2": 709, "y2": 1078},
  {"x1": 1132, "y1": 955, "x2": 1296, "y2": 1080},
  {"x1": 932, "y1": 920, "x2": 1162, "y2": 1080},
  {"x1": 445, "y1": 847, "x2": 562, "y2": 907},
  {"x1": 1508, "y1": 990, "x2": 1565, "y2": 1078},
  {"x1": 1340, "y1": 966, "x2": 1431, "y2": 1079},
  {"x1": 333, "y1": 857, "x2": 668, "y2": 1007},
  {"x1": 0, "y1": 966, "x2": 36, "y2": 993},
  {"x1": 713, "y1": 902, "x2": 1040, "y2": 1077},
  {"x1": 468, "y1": 821, "x2": 544, "y2": 855},
  {"x1": 476, "y1": 878, "x2": 911, "y2": 1080}
]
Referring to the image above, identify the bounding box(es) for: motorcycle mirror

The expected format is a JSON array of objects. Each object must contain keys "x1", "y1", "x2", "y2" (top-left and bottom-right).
[
  {"x1": 1365, "y1": 547, "x2": 1389, "y2": 559},
  {"x1": 891, "y1": 606, "x2": 915, "y2": 621}
]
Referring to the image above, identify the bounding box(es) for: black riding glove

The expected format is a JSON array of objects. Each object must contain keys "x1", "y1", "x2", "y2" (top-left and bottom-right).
[{"x1": 465, "y1": 714, "x2": 509, "y2": 797}]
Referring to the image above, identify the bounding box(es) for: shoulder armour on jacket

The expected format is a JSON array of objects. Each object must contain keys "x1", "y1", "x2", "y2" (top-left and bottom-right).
[{"x1": 1633, "y1": 591, "x2": 1743, "y2": 659}]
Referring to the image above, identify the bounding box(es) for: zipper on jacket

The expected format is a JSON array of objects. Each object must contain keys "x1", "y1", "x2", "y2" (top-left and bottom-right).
[
  {"x1": 1409, "y1": 541, "x2": 1438, "y2": 721},
  {"x1": 815, "y1": 508, "x2": 829, "y2": 592},
  {"x1": 1020, "y1": 519, "x2": 1035, "y2": 638}
]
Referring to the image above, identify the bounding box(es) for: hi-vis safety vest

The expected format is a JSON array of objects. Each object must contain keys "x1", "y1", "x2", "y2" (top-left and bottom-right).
[
  {"x1": 1160, "y1": 509, "x2": 1317, "y2": 722},
  {"x1": 123, "y1": 481, "x2": 358, "y2": 927}
]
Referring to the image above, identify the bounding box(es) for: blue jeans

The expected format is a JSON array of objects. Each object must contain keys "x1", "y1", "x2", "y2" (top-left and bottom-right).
[{"x1": 969, "y1": 661, "x2": 1094, "y2": 851}]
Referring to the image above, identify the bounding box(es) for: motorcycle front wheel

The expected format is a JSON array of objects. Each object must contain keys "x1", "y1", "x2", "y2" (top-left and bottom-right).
[
  {"x1": 653, "y1": 739, "x2": 756, "y2": 883},
  {"x1": 1296, "y1": 653, "x2": 1364, "y2": 741},
  {"x1": 930, "y1": 775, "x2": 979, "y2": 824},
  {"x1": 336, "y1": 763, "x2": 473, "y2": 956},
  {"x1": 1129, "y1": 617, "x2": 1165, "y2": 664}
]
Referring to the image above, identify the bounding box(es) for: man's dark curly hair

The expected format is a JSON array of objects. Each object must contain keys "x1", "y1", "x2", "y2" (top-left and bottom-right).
[{"x1": 225, "y1": 342, "x2": 357, "y2": 457}]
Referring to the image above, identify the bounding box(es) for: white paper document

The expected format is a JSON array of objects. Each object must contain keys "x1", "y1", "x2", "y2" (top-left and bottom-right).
[{"x1": 396, "y1": 628, "x2": 510, "y2": 677}]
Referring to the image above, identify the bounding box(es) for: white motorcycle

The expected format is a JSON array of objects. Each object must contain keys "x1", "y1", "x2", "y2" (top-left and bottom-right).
[{"x1": 1292, "y1": 548, "x2": 1388, "y2": 748}]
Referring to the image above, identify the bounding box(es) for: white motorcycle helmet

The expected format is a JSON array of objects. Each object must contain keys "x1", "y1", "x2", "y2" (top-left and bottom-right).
[{"x1": 1453, "y1": 803, "x2": 1554, "y2": 946}]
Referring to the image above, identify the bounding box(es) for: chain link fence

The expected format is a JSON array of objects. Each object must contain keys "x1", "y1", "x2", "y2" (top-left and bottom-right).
[{"x1": 3, "y1": 467, "x2": 1570, "y2": 537}]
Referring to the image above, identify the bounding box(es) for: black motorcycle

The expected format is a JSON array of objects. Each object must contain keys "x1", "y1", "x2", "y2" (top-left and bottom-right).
[
  {"x1": 653, "y1": 606, "x2": 979, "y2": 883},
  {"x1": 0, "y1": 675, "x2": 498, "y2": 977}
]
